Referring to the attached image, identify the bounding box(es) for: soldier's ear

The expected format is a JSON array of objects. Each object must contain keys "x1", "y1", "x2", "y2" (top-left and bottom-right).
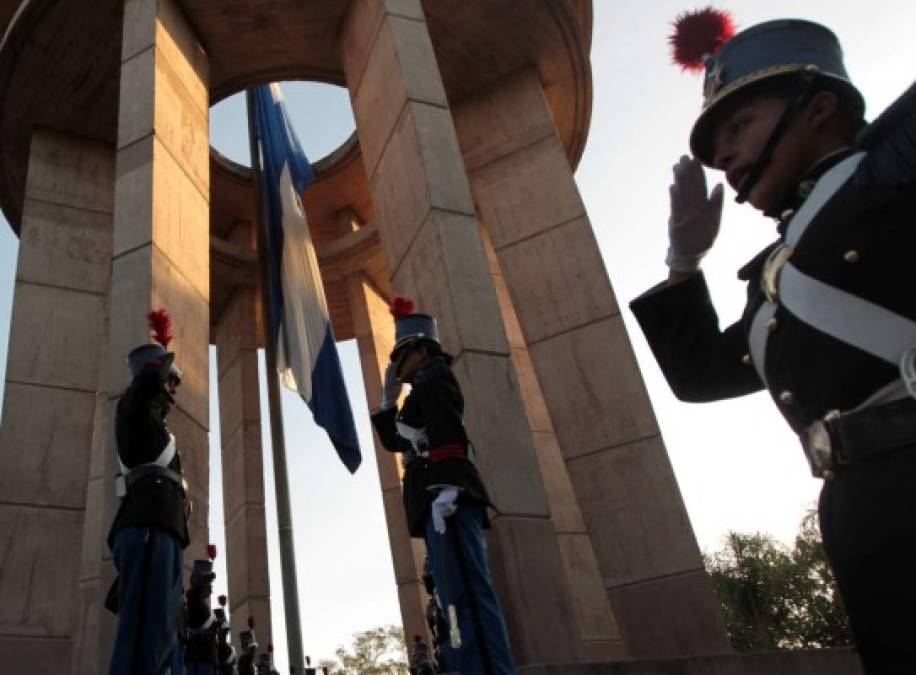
[{"x1": 806, "y1": 90, "x2": 842, "y2": 132}]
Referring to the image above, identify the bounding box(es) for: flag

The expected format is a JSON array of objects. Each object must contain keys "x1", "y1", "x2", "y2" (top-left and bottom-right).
[{"x1": 252, "y1": 83, "x2": 361, "y2": 473}]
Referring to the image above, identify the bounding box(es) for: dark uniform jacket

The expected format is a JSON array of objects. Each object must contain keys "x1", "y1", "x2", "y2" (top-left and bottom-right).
[
  {"x1": 184, "y1": 583, "x2": 218, "y2": 665},
  {"x1": 371, "y1": 355, "x2": 492, "y2": 537},
  {"x1": 630, "y1": 87, "x2": 916, "y2": 436},
  {"x1": 107, "y1": 363, "x2": 190, "y2": 548},
  {"x1": 238, "y1": 652, "x2": 255, "y2": 675}
]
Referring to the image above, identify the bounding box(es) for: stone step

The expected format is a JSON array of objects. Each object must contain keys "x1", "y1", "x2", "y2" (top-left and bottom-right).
[{"x1": 516, "y1": 648, "x2": 863, "y2": 675}]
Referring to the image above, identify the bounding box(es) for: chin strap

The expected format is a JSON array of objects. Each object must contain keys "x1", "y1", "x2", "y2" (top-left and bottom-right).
[{"x1": 735, "y1": 68, "x2": 819, "y2": 205}]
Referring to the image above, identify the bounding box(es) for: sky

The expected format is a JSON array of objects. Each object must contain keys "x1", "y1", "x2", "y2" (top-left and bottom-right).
[{"x1": 0, "y1": 1, "x2": 914, "y2": 670}]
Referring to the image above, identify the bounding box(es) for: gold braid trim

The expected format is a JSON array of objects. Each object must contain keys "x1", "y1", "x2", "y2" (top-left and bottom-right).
[{"x1": 703, "y1": 63, "x2": 814, "y2": 110}]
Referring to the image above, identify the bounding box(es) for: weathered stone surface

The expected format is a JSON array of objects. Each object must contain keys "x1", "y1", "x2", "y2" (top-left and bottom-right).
[
  {"x1": 351, "y1": 13, "x2": 448, "y2": 175},
  {"x1": 528, "y1": 316, "x2": 659, "y2": 459},
  {"x1": 471, "y1": 136, "x2": 586, "y2": 251},
  {"x1": 0, "y1": 635, "x2": 72, "y2": 673},
  {"x1": 488, "y1": 515, "x2": 583, "y2": 664},
  {"x1": 451, "y1": 352, "x2": 550, "y2": 517},
  {"x1": 217, "y1": 351, "x2": 262, "y2": 441},
  {"x1": 396, "y1": 581, "x2": 431, "y2": 643},
  {"x1": 582, "y1": 639, "x2": 629, "y2": 663},
  {"x1": 381, "y1": 487, "x2": 425, "y2": 585},
  {"x1": 225, "y1": 504, "x2": 271, "y2": 600},
  {"x1": 558, "y1": 534, "x2": 621, "y2": 643},
  {"x1": 531, "y1": 431, "x2": 585, "y2": 534},
  {"x1": 23, "y1": 130, "x2": 115, "y2": 213},
  {"x1": 70, "y1": 576, "x2": 103, "y2": 675},
  {"x1": 214, "y1": 288, "x2": 259, "y2": 378},
  {"x1": 369, "y1": 102, "x2": 476, "y2": 272},
  {"x1": 565, "y1": 437, "x2": 702, "y2": 586},
  {"x1": 153, "y1": 0, "x2": 209, "y2": 113},
  {"x1": 220, "y1": 422, "x2": 266, "y2": 523},
  {"x1": 0, "y1": 383, "x2": 95, "y2": 509},
  {"x1": 608, "y1": 569, "x2": 730, "y2": 658},
  {"x1": 116, "y1": 47, "x2": 156, "y2": 149},
  {"x1": 112, "y1": 136, "x2": 210, "y2": 301},
  {"x1": 0, "y1": 505, "x2": 82, "y2": 637},
  {"x1": 497, "y1": 216, "x2": 619, "y2": 344},
  {"x1": 77, "y1": 477, "x2": 107, "y2": 583},
  {"x1": 5, "y1": 282, "x2": 105, "y2": 392},
  {"x1": 453, "y1": 68, "x2": 556, "y2": 172},
  {"x1": 392, "y1": 210, "x2": 509, "y2": 358},
  {"x1": 17, "y1": 199, "x2": 113, "y2": 294}
]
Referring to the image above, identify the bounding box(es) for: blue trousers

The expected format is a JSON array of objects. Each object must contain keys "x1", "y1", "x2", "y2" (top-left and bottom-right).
[
  {"x1": 185, "y1": 663, "x2": 216, "y2": 675},
  {"x1": 425, "y1": 502, "x2": 516, "y2": 675},
  {"x1": 109, "y1": 526, "x2": 184, "y2": 675}
]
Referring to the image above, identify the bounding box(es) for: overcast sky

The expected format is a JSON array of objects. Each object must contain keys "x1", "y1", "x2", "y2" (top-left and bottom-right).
[{"x1": 0, "y1": 1, "x2": 914, "y2": 669}]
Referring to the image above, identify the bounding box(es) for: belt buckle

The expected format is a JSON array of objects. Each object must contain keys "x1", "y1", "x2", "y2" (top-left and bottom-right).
[{"x1": 803, "y1": 410, "x2": 842, "y2": 479}]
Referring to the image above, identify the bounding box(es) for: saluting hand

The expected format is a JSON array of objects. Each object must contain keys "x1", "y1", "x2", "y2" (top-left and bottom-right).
[
  {"x1": 666, "y1": 155, "x2": 724, "y2": 273},
  {"x1": 379, "y1": 362, "x2": 403, "y2": 410}
]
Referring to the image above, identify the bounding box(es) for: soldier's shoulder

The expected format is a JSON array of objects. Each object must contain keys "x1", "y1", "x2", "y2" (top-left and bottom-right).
[
  {"x1": 853, "y1": 81, "x2": 916, "y2": 188},
  {"x1": 413, "y1": 356, "x2": 453, "y2": 388}
]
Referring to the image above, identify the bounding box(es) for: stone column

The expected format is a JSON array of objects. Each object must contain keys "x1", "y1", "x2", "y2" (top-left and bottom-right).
[
  {"x1": 481, "y1": 225, "x2": 626, "y2": 662},
  {"x1": 71, "y1": 1, "x2": 211, "y2": 672},
  {"x1": 214, "y1": 221, "x2": 273, "y2": 645},
  {"x1": 0, "y1": 130, "x2": 112, "y2": 673},
  {"x1": 341, "y1": 1, "x2": 583, "y2": 664},
  {"x1": 345, "y1": 269, "x2": 429, "y2": 644},
  {"x1": 453, "y1": 68, "x2": 729, "y2": 657}
]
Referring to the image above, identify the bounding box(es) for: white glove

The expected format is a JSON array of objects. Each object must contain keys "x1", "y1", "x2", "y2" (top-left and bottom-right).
[
  {"x1": 431, "y1": 487, "x2": 459, "y2": 534},
  {"x1": 665, "y1": 155, "x2": 724, "y2": 273},
  {"x1": 379, "y1": 362, "x2": 403, "y2": 410}
]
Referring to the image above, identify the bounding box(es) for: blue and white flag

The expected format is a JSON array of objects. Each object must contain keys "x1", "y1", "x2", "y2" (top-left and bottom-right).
[{"x1": 253, "y1": 83, "x2": 361, "y2": 473}]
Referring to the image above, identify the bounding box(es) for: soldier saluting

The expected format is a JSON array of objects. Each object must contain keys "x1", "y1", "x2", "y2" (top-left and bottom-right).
[
  {"x1": 630, "y1": 9, "x2": 916, "y2": 674},
  {"x1": 107, "y1": 309, "x2": 191, "y2": 675},
  {"x1": 370, "y1": 298, "x2": 516, "y2": 675}
]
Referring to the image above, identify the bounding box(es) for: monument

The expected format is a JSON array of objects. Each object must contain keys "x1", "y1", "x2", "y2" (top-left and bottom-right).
[{"x1": 0, "y1": 1, "x2": 863, "y2": 673}]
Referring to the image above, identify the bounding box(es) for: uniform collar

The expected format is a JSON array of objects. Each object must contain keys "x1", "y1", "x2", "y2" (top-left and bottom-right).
[{"x1": 770, "y1": 147, "x2": 854, "y2": 232}]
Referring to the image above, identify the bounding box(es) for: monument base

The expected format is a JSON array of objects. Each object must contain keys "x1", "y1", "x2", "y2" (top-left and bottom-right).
[{"x1": 517, "y1": 648, "x2": 863, "y2": 675}]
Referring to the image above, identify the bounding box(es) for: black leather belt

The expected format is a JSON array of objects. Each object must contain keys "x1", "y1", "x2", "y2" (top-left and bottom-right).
[{"x1": 802, "y1": 397, "x2": 916, "y2": 478}]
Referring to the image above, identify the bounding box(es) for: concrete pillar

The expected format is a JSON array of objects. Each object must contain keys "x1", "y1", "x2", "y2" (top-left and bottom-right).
[
  {"x1": 453, "y1": 68, "x2": 729, "y2": 657},
  {"x1": 71, "y1": 1, "x2": 211, "y2": 672},
  {"x1": 481, "y1": 225, "x2": 626, "y2": 662},
  {"x1": 0, "y1": 130, "x2": 112, "y2": 673},
  {"x1": 345, "y1": 270, "x2": 429, "y2": 645},
  {"x1": 215, "y1": 266, "x2": 273, "y2": 646},
  {"x1": 341, "y1": 0, "x2": 583, "y2": 664}
]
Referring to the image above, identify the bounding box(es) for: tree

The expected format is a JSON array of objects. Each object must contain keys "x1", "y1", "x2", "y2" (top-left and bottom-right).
[
  {"x1": 705, "y1": 508, "x2": 853, "y2": 651},
  {"x1": 329, "y1": 625, "x2": 409, "y2": 675}
]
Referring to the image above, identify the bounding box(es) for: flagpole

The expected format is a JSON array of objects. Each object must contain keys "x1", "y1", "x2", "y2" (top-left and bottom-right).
[{"x1": 245, "y1": 87, "x2": 306, "y2": 674}]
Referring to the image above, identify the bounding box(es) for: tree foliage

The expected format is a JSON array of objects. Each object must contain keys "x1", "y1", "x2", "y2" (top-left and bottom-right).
[
  {"x1": 329, "y1": 625, "x2": 409, "y2": 675},
  {"x1": 705, "y1": 509, "x2": 853, "y2": 651}
]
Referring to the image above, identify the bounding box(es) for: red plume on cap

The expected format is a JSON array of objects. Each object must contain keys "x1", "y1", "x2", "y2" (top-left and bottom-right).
[
  {"x1": 389, "y1": 296, "x2": 415, "y2": 320},
  {"x1": 207, "y1": 543, "x2": 217, "y2": 560},
  {"x1": 218, "y1": 594, "x2": 227, "y2": 607},
  {"x1": 247, "y1": 616, "x2": 255, "y2": 629},
  {"x1": 147, "y1": 308, "x2": 174, "y2": 348},
  {"x1": 669, "y1": 7, "x2": 736, "y2": 73}
]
